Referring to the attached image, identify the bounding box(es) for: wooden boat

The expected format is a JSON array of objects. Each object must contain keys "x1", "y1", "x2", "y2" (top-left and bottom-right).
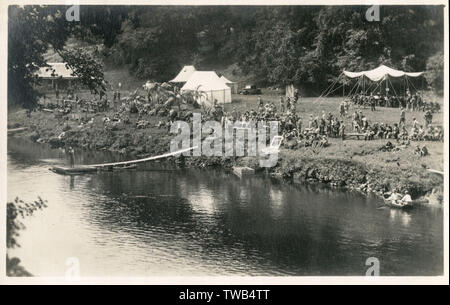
[
  {"x1": 384, "y1": 198, "x2": 414, "y2": 209},
  {"x1": 113, "y1": 164, "x2": 137, "y2": 170},
  {"x1": 50, "y1": 166, "x2": 98, "y2": 175}
]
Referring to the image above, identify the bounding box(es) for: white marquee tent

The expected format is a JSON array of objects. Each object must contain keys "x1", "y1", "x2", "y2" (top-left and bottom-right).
[
  {"x1": 181, "y1": 71, "x2": 232, "y2": 105},
  {"x1": 170, "y1": 65, "x2": 197, "y2": 83},
  {"x1": 343, "y1": 64, "x2": 423, "y2": 82}
]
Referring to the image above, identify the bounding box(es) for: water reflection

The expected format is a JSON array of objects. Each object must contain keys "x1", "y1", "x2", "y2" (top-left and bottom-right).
[
  {"x1": 7, "y1": 137, "x2": 444, "y2": 276},
  {"x1": 389, "y1": 209, "x2": 412, "y2": 227}
]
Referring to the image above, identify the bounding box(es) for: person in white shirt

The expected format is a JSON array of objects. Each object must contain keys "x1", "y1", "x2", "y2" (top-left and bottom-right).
[
  {"x1": 401, "y1": 191, "x2": 412, "y2": 205},
  {"x1": 387, "y1": 189, "x2": 402, "y2": 203}
]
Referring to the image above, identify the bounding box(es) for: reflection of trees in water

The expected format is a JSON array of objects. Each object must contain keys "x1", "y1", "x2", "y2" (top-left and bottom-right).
[
  {"x1": 9, "y1": 139, "x2": 444, "y2": 275},
  {"x1": 57, "y1": 165, "x2": 443, "y2": 275},
  {"x1": 74, "y1": 169, "x2": 355, "y2": 274},
  {"x1": 8, "y1": 138, "x2": 64, "y2": 167}
]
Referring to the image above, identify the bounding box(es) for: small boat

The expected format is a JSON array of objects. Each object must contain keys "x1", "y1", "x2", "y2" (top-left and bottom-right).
[
  {"x1": 113, "y1": 164, "x2": 137, "y2": 170},
  {"x1": 384, "y1": 199, "x2": 414, "y2": 209},
  {"x1": 50, "y1": 166, "x2": 98, "y2": 175}
]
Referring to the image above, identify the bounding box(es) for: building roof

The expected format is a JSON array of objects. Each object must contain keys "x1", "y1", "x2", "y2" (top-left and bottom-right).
[
  {"x1": 170, "y1": 65, "x2": 196, "y2": 83},
  {"x1": 181, "y1": 71, "x2": 231, "y2": 92},
  {"x1": 36, "y1": 62, "x2": 77, "y2": 79}
]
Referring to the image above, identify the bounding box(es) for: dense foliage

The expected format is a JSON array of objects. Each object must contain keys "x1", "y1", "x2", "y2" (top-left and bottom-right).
[
  {"x1": 425, "y1": 51, "x2": 444, "y2": 95},
  {"x1": 8, "y1": 5, "x2": 444, "y2": 107},
  {"x1": 7, "y1": 197, "x2": 47, "y2": 249},
  {"x1": 8, "y1": 5, "x2": 107, "y2": 108},
  {"x1": 104, "y1": 6, "x2": 445, "y2": 93}
]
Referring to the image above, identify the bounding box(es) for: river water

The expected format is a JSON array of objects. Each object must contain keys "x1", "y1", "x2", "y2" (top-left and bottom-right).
[{"x1": 7, "y1": 138, "x2": 443, "y2": 276}]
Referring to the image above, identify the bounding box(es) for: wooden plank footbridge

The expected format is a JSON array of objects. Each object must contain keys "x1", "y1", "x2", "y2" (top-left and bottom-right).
[{"x1": 50, "y1": 146, "x2": 196, "y2": 175}]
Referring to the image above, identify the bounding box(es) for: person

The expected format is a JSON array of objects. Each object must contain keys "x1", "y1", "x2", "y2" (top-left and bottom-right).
[
  {"x1": 257, "y1": 96, "x2": 263, "y2": 109},
  {"x1": 420, "y1": 145, "x2": 428, "y2": 156},
  {"x1": 399, "y1": 107, "x2": 406, "y2": 126},
  {"x1": 339, "y1": 101, "x2": 346, "y2": 117},
  {"x1": 386, "y1": 189, "x2": 402, "y2": 203},
  {"x1": 412, "y1": 117, "x2": 419, "y2": 129},
  {"x1": 279, "y1": 96, "x2": 285, "y2": 113},
  {"x1": 286, "y1": 97, "x2": 291, "y2": 111},
  {"x1": 339, "y1": 120, "x2": 345, "y2": 140},
  {"x1": 370, "y1": 93, "x2": 376, "y2": 111},
  {"x1": 424, "y1": 110, "x2": 433, "y2": 126},
  {"x1": 67, "y1": 146, "x2": 75, "y2": 168},
  {"x1": 400, "y1": 190, "x2": 412, "y2": 206},
  {"x1": 294, "y1": 89, "x2": 300, "y2": 104}
]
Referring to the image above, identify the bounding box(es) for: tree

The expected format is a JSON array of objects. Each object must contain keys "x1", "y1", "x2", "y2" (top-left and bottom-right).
[
  {"x1": 425, "y1": 51, "x2": 444, "y2": 94},
  {"x1": 7, "y1": 197, "x2": 47, "y2": 276},
  {"x1": 59, "y1": 48, "x2": 106, "y2": 95},
  {"x1": 8, "y1": 5, "x2": 107, "y2": 108},
  {"x1": 8, "y1": 5, "x2": 70, "y2": 108}
]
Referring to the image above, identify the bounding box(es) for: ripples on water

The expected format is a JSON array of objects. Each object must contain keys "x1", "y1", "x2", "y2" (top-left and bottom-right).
[{"x1": 7, "y1": 138, "x2": 443, "y2": 276}]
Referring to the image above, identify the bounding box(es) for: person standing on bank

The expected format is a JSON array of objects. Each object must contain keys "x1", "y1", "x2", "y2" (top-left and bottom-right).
[{"x1": 67, "y1": 146, "x2": 75, "y2": 168}]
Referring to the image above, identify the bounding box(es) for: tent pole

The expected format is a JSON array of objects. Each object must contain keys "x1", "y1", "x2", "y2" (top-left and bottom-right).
[
  {"x1": 421, "y1": 77, "x2": 424, "y2": 96},
  {"x1": 363, "y1": 76, "x2": 365, "y2": 93},
  {"x1": 403, "y1": 75, "x2": 406, "y2": 98},
  {"x1": 385, "y1": 75, "x2": 388, "y2": 96}
]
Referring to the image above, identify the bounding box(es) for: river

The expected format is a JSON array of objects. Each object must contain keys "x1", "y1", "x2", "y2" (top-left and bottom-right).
[{"x1": 7, "y1": 138, "x2": 443, "y2": 276}]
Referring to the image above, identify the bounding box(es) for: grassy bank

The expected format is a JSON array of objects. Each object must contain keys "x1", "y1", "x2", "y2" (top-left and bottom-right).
[{"x1": 8, "y1": 95, "x2": 444, "y2": 202}]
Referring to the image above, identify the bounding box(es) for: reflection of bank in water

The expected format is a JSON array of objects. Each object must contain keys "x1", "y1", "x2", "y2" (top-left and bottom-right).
[
  {"x1": 7, "y1": 137, "x2": 444, "y2": 276},
  {"x1": 389, "y1": 209, "x2": 412, "y2": 227}
]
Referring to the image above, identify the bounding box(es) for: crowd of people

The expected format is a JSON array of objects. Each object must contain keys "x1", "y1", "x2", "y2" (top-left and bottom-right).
[
  {"x1": 37, "y1": 84, "x2": 443, "y2": 151},
  {"x1": 350, "y1": 91, "x2": 441, "y2": 113},
  {"x1": 349, "y1": 107, "x2": 443, "y2": 142}
]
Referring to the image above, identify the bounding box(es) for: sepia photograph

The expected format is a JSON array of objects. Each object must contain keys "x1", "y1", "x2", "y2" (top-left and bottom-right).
[{"x1": 1, "y1": 0, "x2": 448, "y2": 286}]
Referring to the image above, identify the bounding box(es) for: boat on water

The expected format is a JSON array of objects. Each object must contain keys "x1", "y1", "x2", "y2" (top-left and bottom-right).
[{"x1": 384, "y1": 198, "x2": 414, "y2": 209}]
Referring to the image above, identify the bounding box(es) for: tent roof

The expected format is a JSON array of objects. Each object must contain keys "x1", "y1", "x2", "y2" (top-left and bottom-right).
[
  {"x1": 36, "y1": 62, "x2": 77, "y2": 79},
  {"x1": 170, "y1": 65, "x2": 196, "y2": 83},
  {"x1": 220, "y1": 75, "x2": 235, "y2": 84},
  {"x1": 181, "y1": 71, "x2": 230, "y2": 92},
  {"x1": 343, "y1": 64, "x2": 423, "y2": 82}
]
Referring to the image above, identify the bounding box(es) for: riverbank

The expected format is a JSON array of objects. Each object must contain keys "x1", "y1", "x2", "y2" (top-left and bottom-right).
[{"x1": 8, "y1": 106, "x2": 444, "y2": 202}]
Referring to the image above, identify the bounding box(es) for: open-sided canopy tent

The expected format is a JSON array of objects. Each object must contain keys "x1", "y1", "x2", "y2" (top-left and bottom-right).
[
  {"x1": 181, "y1": 71, "x2": 232, "y2": 105},
  {"x1": 343, "y1": 64, "x2": 423, "y2": 82},
  {"x1": 170, "y1": 65, "x2": 196, "y2": 83},
  {"x1": 313, "y1": 64, "x2": 425, "y2": 104}
]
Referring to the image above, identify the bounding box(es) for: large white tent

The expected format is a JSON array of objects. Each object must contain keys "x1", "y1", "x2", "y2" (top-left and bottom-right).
[
  {"x1": 181, "y1": 71, "x2": 232, "y2": 105},
  {"x1": 343, "y1": 64, "x2": 423, "y2": 82},
  {"x1": 170, "y1": 65, "x2": 196, "y2": 83}
]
